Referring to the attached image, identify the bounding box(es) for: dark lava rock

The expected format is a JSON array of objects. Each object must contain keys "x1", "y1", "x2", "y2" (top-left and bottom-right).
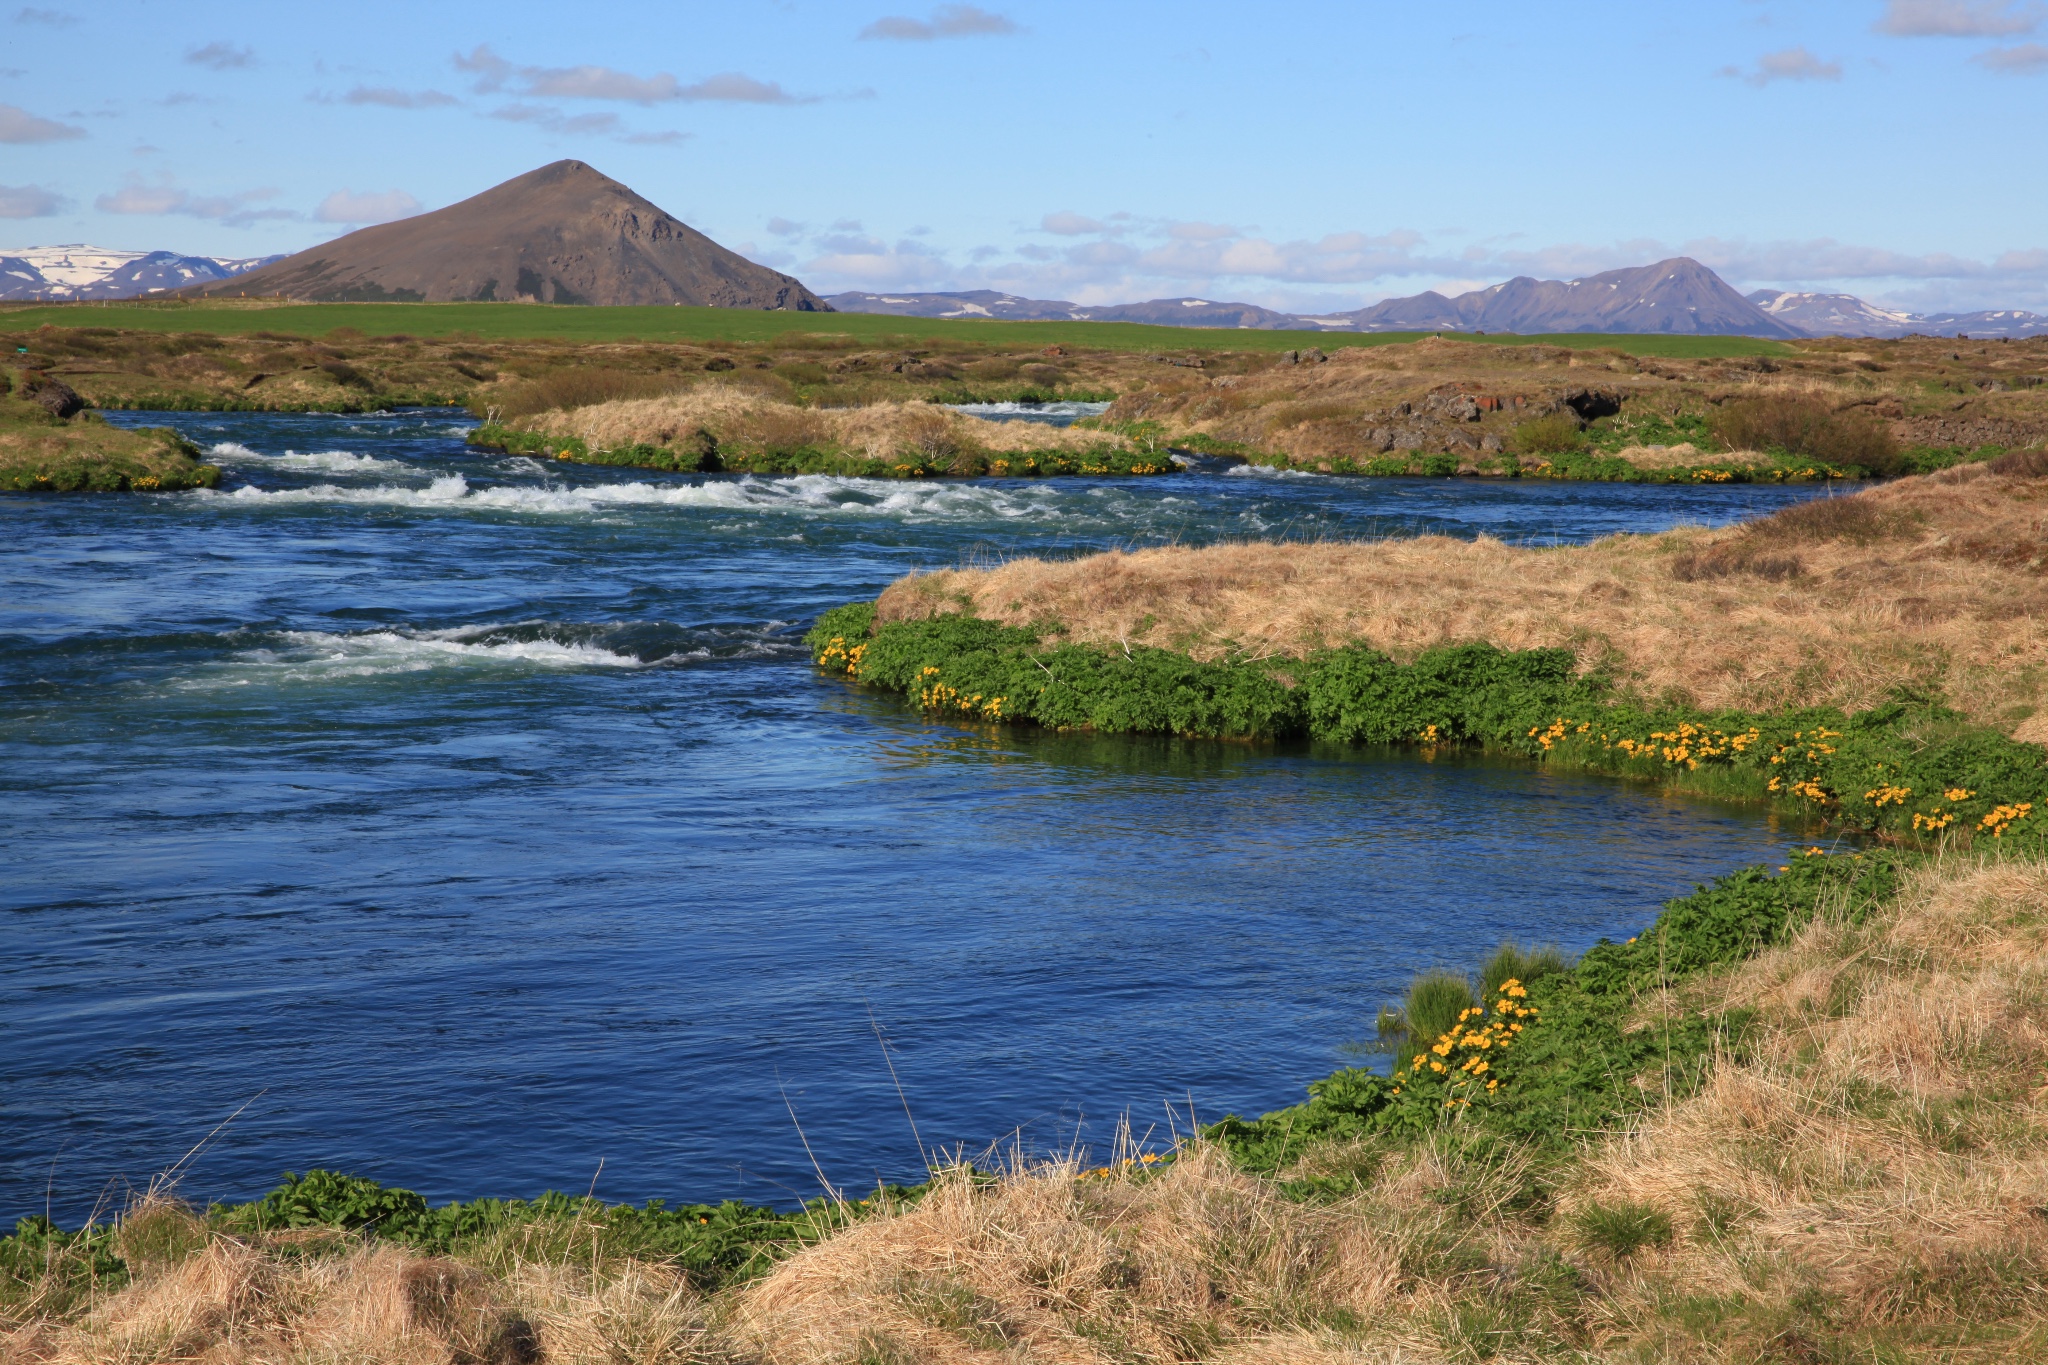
[{"x1": 23, "y1": 373, "x2": 84, "y2": 419}]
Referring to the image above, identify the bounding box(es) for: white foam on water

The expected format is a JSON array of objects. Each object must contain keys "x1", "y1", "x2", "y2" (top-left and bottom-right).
[
  {"x1": 206, "y1": 442, "x2": 409, "y2": 474},
  {"x1": 947, "y1": 400, "x2": 1113, "y2": 427},
  {"x1": 196, "y1": 471, "x2": 1119, "y2": 525},
  {"x1": 175, "y1": 625, "x2": 649, "y2": 689},
  {"x1": 1224, "y1": 463, "x2": 1321, "y2": 479}
]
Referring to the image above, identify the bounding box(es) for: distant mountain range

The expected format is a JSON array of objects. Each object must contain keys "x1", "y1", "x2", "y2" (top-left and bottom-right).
[
  {"x1": 1746, "y1": 289, "x2": 2048, "y2": 339},
  {"x1": 830, "y1": 258, "x2": 2048, "y2": 339},
  {"x1": 181, "y1": 161, "x2": 827, "y2": 309},
  {"x1": 0, "y1": 245, "x2": 281, "y2": 301}
]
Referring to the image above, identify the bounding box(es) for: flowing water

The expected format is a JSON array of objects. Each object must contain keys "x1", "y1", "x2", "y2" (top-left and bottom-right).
[{"x1": 3, "y1": 410, "x2": 1835, "y2": 1222}]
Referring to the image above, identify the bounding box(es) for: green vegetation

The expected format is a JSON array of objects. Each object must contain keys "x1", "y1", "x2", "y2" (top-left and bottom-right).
[
  {"x1": 0, "y1": 299, "x2": 1795, "y2": 357},
  {"x1": 0, "y1": 382, "x2": 220, "y2": 492},
  {"x1": 808, "y1": 603, "x2": 2048, "y2": 843}
]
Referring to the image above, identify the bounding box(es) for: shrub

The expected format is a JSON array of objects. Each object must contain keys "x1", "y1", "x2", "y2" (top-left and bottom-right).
[
  {"x1": 1573, "y1": 1200, "x2": 1673, "y2": 1259},
  {"x1": 1510, "y1": 414, "x2": 1586, "y2": 455},
  {"x1": 1987, "y1": 448, "x2": 2048, "y2": 478},
  {"x1": 1740, "y1": 493, "x2": 1922, "y2": 546},
  {"x1": 1710, "y1": 395, "x2": 1900, "y2": 475},
  {"x1": 1402, "y1": 971, "x2": 1476, "y2": 1047},
  {"x1": 774, "y1": 361, "x2": 829, "y2": 386},
  {"x1": 1478, "y1": 943, "x2": 1570, "y2": 998}
]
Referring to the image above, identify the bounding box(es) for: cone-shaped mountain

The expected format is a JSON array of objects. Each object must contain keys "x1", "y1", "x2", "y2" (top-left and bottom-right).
[{"x1": 187, "y1": 161, "x2": 828, "y2": 309}]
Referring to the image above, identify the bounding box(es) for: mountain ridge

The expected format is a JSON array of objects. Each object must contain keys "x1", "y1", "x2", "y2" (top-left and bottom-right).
[{"x1": 829, "y1": 260, "x2": 2047, "y2": 339}]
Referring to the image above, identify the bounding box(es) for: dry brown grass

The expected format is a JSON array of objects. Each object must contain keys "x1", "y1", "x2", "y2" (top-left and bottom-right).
[
  {"x1": 1560, "y1": 854, "x2": 2048, "y2": 1358},
  {"x1": 875, "y1": 460, "x2": 2048, "y2": 735},
  {"x1": 2, "y1": 1213, "x2": 732, "y2": 1365},
  {"x1": 526, "y1": 385, "x2": 1122, "y2": 462}
]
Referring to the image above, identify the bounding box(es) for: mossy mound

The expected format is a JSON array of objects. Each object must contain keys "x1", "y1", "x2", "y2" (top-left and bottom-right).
[{"x1": 0, "y1": 395, "x2": 219, "y2": 492}]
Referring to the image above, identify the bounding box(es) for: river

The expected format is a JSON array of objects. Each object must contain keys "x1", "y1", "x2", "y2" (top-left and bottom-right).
[{"x1": 2, "y1": 408, "x2": 1831, "y2": 1222}]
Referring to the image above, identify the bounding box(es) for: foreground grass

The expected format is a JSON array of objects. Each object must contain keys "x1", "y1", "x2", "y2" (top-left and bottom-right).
[
  {"x1": 0, "y1": 299, "x2": 1795, "y2": 356},
  {"x1": 8, "y1": 852, "x2": 2044, "y2": 1362}
]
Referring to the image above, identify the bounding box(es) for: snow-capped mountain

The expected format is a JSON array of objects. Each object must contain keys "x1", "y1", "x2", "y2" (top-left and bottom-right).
[
  {"x1": 1747, "y1": 290, "x2": 2048, "y2": 339},
  {"x1": 0, "y1": 244, "x2": 284, "y2": 301}
]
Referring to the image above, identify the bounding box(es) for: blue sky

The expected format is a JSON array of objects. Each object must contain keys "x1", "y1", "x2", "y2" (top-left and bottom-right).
[{"x1": 2, "y1": 1, "x2": 2043, "y2": 311}]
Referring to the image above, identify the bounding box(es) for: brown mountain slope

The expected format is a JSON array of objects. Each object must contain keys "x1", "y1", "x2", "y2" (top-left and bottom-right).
[{"x1": 186, "y1": 161, "x2": 828, "y2": 309}]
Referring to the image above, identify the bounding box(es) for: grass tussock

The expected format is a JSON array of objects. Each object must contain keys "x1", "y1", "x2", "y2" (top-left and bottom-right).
[
  {"x1": 492, "y1": 384, "x2": 1158, "y2": 479},
  {"x1": 873, "y1": 460, "x2": 2048, "y2": 735},
  {"x1": 16, "y1": 855, "x2": 2044, "y2": 1363}
]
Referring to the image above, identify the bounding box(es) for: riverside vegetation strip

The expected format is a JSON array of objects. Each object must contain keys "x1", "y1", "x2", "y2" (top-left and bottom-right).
[{"x1": 2, "y1": 310, "x2": 2045, "y2": 483}]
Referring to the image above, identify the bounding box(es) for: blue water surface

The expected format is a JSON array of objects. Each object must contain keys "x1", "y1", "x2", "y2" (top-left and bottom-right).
[{"x1": 2, "y1": 410, "x2": 1830, "y2": 1222}]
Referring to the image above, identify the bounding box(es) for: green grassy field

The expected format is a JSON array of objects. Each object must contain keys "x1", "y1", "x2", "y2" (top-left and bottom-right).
[{"x1": 0, "y1": 299, "x2": 1793, "y2": 358}]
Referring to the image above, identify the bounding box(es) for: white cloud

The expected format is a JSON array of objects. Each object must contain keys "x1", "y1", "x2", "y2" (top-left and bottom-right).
[
  {"x1": 0, "y1": 102, "x2": 84, "y2": 143},
  {"x1": 453, "y1": 44, "x2": 809, "y2": 104},
  {"x1": 339, "y1": 86, "x2": 458, "y2": 108},
  {"x1": 186, "y1": 41, "x2": 253, "y2": 70},
  {"x1": 314, "y1": 188, "x2": 422, "y2": 224},
  {"x1": 619, "y1": 129, "x2": 689, "y2": 145},
  {"x1": 1722, "y1": 46, "x2": 1844, "y2": 85},
  {"x1": 1874, "y1": 0, "x2": 2041, "y2": 36},
  {"x1": 521, "y1": 65, "x2": 686, "y2": 103},
  {"x1": 489, "y1": 103, "x2": 622, "y2": 135},
  {"x1": 860, "y1": 5, "x2": 1018, "y2": 40},
  {"x1": 675, "y1": 72, "x2": 810, "y2": 103},
  {"x1": 1975, "y1": 39, "x2": 2048, "y2": 67},
  {"x1": 765, "y1": 217, "x2": 805, "y2": 236},
  {"x1": 1041, "y1": 210, "x2": 1110, "y2": 235},
  {"x1": 0, "y1": 182, "x2": 64, "y2": 217},
  {"x1": 453, "y1": 43, "x2": 514, "y2": 92},
  {"x1": 13, "y1": 7, "x2": 76, "y2": 24},
  {"x1": 95, "y1": 175, "x2": 295, "y2": 226}
]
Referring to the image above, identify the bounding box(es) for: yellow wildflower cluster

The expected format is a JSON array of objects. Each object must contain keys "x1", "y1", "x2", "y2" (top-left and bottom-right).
[
  {"x1": 134, "y1": 475, "x2": 163, "y2": 490},
  {"x1": 1904, "y1": 788, "x2": 1977, "y2": 833},
  {"x1": 1865, "y1": 783, "x2": 1913, "y2": 809},
  {"x1": 914, "y1": 665, "x2": 1007, "y2": 720},
  {"x1": 1418, "y1": 723, "x2": 1442, "y2": 744},
  {"x1": 1982, "y1": 802, "x2": 2034, "y2": 838},
  {"x1": 1691, "y1": 468, "x2": 1735, "y2": 482},
  {"x1": 1388, "y1": 979, "x2": 1539, "y2": 1108},
  {"x1": 1528, "y1": 717, "x2": 1590, "y2": 752},
  {"x1": 815, "y1": 636, "x2": 867, "y2": 678},
  {"x1": 1078, "y1": 1153, "x2": 1164, "y2": 1181}
]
